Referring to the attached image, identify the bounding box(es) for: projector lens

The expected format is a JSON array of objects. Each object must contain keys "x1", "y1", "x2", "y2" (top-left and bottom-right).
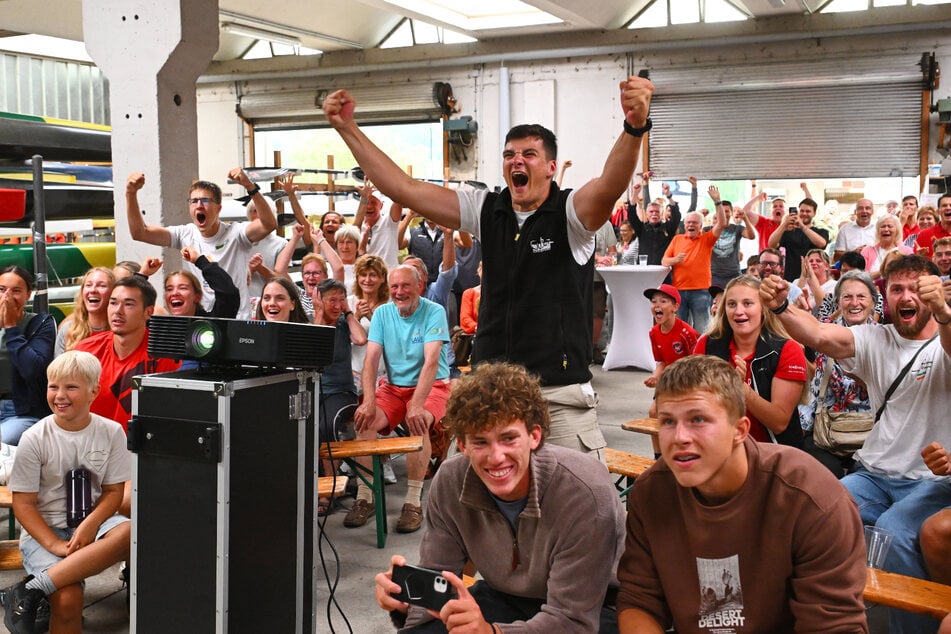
[{"x1": 185, "y1": 320, "x2": 222, "y2": 358}]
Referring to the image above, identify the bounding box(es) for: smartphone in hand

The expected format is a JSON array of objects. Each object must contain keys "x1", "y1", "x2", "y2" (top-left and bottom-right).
[{"x1": 391, "y1": 564, "x2": 457, "y2": 612}]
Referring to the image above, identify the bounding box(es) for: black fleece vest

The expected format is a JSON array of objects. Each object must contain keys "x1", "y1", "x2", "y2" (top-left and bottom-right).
[
  {"x1": 472, "y1": 183, "x2": 594, "y2": 386},
  {"x1": 704, "y1": 331, "x2": 804, "y2": 448}
]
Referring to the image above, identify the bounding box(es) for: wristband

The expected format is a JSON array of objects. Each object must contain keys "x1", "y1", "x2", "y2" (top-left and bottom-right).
[
  {"x1": 771, "y1": 298, "x2": 790, "y2": 315},
  {"x1": 247, "y1": 184, "x2": 261, "y2": 196},
  {"x1": 623, "y1": 118, "x2": 653, "y2": 137},
  {"x1": 344, "y1": 310, "x2": 353, "y2": 317},
  {"x1": 317, "y1": 238, "x2": 327, "y2": 247},
  {"x1": 934, "y1": 313, "x2": 951, "y2": 325}
]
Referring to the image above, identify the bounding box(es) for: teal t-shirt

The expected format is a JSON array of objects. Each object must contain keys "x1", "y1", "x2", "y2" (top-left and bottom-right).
[{"x1": 368, "y1": 298, "x2": 450, "y2": 386}]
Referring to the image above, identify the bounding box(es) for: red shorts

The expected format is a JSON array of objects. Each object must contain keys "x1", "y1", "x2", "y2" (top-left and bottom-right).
[{"x1": 375, "y1": 380, "x2": 451, "y2": 432}]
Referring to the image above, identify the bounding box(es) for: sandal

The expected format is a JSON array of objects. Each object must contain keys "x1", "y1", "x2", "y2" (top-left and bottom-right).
[{"x1": 318, "y1": 497, "x2": 334, "y2": 517}]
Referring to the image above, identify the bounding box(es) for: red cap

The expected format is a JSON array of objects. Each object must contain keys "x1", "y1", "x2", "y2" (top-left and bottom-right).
[{"x1": 643, "y1": 283, "x2": 681, "y2": 305}]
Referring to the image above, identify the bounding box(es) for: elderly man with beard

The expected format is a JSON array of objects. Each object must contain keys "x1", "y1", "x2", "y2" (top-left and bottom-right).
[
  {"x1": 344, "y1": 265, "x2": 451, "y2": 534},
  {"x1": 661, "y1": 206, "x2": 728, "y2": 333},
  {"x1": 761, "y1": 254, "x2": 951, "y2": 634},
  {"x1": 322, "y1": 77, "x2": 654, "y2": 462}
]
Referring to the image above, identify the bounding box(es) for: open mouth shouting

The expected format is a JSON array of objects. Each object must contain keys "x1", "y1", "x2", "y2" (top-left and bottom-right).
[{"x1": 511, "y1": 171, "x2": 529, "y2": 189}]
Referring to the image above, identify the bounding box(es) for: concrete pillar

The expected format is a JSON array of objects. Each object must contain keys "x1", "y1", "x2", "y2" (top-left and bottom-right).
[{"x1": 82, "y1": 0, "x2": 218, "y2": 275}]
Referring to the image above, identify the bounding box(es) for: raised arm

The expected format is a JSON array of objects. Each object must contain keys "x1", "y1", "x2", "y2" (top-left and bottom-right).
[
  {"x1": 918, "y1": 274, "x2": 951, "y2": 356},
  {"x1": 312, "y1": 225, "x2": 345, "y2": 282},
  {"x1": 273, "y1": 224, "x2": 303, "y2": 279},
  {"x1": 277, "y1": 175, "x2": 312, "y2": 247},
  {"x1": 687, "y1": 176, "x2": 698, "y2": 213},
  {"x1": 743, "y1": 191, "x2": 768, "y2": 227},
  {"x1": 397, "y1": 208, "x2": 416, "y2": 249},
  {"x1": 760, "y1": 274, "x2": 856, "y2": 358},
  {"x1": 189, "y1": 251, "x2": 240, "y2": 319},
  {"x1": 230, "y1": 168, "x2": 277, "y2": 243},
  {"x1": 708, "y1": 186, "x2": 728, "y2": 238},
  {"x1": 555, "y1": 159, "x2": 573, "y2": 186},
  {"x1": 571, "y1": 76, "x2": 654, "y2": 230},
  {"x1": 125, "y1": 172, "x2": 172, "y2": 246},
  {"x1": 323, "y1": 90, "x2": 461, "y2": 227}
]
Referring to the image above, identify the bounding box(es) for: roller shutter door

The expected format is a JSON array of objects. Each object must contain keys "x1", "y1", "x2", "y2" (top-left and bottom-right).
[
  {"x1": 238, "y1": 82, "x2": 445, "y2": 130},
  {"x1": 648, "y1": 54, "x2": 923, "y2": 179}
]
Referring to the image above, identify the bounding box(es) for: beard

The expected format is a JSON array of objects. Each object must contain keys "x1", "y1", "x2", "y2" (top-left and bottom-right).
[{"x1": 892, "y1": 307, "x2": 931, "y2": 338}]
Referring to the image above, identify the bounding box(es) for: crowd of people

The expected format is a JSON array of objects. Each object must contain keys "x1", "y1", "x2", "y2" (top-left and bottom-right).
[{"x1": 0, "y1": 72, "x2": 948, "y2": 633}]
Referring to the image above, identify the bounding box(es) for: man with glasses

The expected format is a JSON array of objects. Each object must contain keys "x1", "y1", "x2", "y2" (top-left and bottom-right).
[
  {"x1": 766, "y1": 198, "x2": 829, "y2": 282},
  {"x1": 755, "y1": 249, "x2": 803, "y2": 304},
  {"x1": 125, "y1": 168, "x2": 277, "y2": 319}
]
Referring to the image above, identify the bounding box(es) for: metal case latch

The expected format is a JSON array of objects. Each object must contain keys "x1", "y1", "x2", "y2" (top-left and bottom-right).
[{"x1": 288, "y1": 391, "x2": 312, "y2": 420}]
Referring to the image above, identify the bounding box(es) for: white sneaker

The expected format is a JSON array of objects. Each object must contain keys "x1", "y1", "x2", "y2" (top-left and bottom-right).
[
  {"x1": 338, "y1": 462, "x2": 352, "y2": 476},
  {"x1": 382, "y1": 459, "x2": 397, "y2": 485}
]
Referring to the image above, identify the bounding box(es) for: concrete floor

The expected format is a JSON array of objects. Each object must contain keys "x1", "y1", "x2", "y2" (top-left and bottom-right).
[{"x1": 0, "y1": 364, "x2": 890, "y2": 633}]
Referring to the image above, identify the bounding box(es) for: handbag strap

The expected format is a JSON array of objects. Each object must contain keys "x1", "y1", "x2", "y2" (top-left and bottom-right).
[
  {"x1": 873, "y1": 334, "x2": 938, "y2": 423},
  {"x1": 815, "y1": 357, "x2": 835, "y2": 415}
]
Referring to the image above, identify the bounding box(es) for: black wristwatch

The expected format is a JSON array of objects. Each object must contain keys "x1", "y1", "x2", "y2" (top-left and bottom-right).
[
  {"x1": 623, "y1": 118, "x2": 653, "y2": 137},
  {"x1": 344, "y1": 310, "x2": 353, "y2": 317},
  {"x1": 247, "y1": 184, "x2": 261, "y2": 196}
]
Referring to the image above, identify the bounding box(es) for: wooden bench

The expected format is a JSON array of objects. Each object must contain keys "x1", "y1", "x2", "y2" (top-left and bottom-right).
[
  {"x1": 864, "y1": 567, "x2": 951, "y2": 619},
  {"x1": 0, "y1": 486, "x2": 20, "y2": 570},
  {"x1": 320, "y1": 437, "x2": 424, "y2": 548},
  {"x1": 317, "y1": 476, "x2": 348, "y2": 499},
  {"x1": 604, "y1": 447, "x2": 655, "y2": 500},
  {"x1": 0, "y1": 484, "x2": 15, "y2": 539},
  {"x1": 621, "y1": 417, "x2": 661, "y2": 440}
]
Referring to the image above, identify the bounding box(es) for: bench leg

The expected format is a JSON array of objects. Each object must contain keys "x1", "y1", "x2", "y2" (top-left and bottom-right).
[
  {"x1": 341, "y1": 456, "x2": 389, "y2": 548},
  {"x1": 372, "y1": 457, "x2": 388, "y2": 549}
]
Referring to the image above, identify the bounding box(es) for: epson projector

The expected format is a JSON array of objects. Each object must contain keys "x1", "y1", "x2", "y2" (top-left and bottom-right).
[{"x1": 148, "y1": 315, "x2": 335, "y2": 369}]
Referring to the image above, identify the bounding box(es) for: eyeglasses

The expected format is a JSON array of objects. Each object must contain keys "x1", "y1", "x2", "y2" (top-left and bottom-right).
[
  {"x1": 187, "y1": 197, "x2": 217, "y2": 205},
  {"x1": 302, "y1": 271, "x2": 323, "y2": 277},
  {"x1": 759, "y1": 260, "x2": 781, "y2": 268}
]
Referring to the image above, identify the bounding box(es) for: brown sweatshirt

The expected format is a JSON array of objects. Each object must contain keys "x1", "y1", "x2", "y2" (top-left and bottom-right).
[{"x1": 617, "y1": 438, "x2": 868, "y2": 633}]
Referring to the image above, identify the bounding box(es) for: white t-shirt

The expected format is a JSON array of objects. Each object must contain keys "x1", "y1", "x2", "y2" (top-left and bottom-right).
[
  {"x1": 168, "y1": 222, "x2": 255, "y2": 319},
  {"x1": 840, "y1": 324, "x2": 951, "y2": 479},
  {"x1": 455, "y1": 188, "x2": 595, "y2": 265},
  {"x1": 366, "y1": 211, "x2": 400, "y2": 270},
  {"x1": 834, "y1": 222, "x2": 877, "y2": 254},
  {"x1": 9, "y1": 413, "x2": 131, "y2": 532},
  {"x1": 249, "y1": 232, "x2": 288, "y2": 301}
]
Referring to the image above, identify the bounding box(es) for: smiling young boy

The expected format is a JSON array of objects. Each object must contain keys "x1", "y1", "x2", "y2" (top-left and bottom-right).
[
  {"x1": 1, "y1": 351, "x2": 131, "y2": 634},
  {"x1": 617, "y1": 355, "x2": 868, "y2": 634},
  {"x1": 643, "y1": 284, "x2": 698, "y2": 389},
  {"x1": 373, "y1": 362, "x2": 625, "y2": 633}
]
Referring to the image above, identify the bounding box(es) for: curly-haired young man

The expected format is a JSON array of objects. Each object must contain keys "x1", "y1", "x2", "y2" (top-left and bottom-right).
[{"x1": 374, "y1": 362, "x2": 625, "y2": 633}]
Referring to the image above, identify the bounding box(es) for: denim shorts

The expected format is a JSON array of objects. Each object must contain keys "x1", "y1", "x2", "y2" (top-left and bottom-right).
[{"x1": 20, "y1": 514, "x2": 130, "y2": 576}]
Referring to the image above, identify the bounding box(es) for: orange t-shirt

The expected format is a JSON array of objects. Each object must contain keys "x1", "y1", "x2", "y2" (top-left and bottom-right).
[{"x1": 664, "y1": 231, "x2": 718, "y2": 290}]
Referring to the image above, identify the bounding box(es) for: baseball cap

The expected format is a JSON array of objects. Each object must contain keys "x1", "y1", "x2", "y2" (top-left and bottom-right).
[
  {"x1": 643, "y1": 283, "x2": 681, "y2": 305},
  {"x1": 709, "y1": 284, "x2": 724, "y2": 298}
]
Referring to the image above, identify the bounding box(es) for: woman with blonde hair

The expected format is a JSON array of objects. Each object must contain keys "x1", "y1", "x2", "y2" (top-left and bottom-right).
[
  {"x1": 694, "y1": 275, "x2": 807, "y2": 447},
  {"x1": 861, "y1": 214, "x2": 912, "y2": 279},
  {"x1": 56, "y1": 266, "x2": 115, "y2": 355},
  {"x1": 348, "y1": 254, "x2": 388, "y2": 395}
]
